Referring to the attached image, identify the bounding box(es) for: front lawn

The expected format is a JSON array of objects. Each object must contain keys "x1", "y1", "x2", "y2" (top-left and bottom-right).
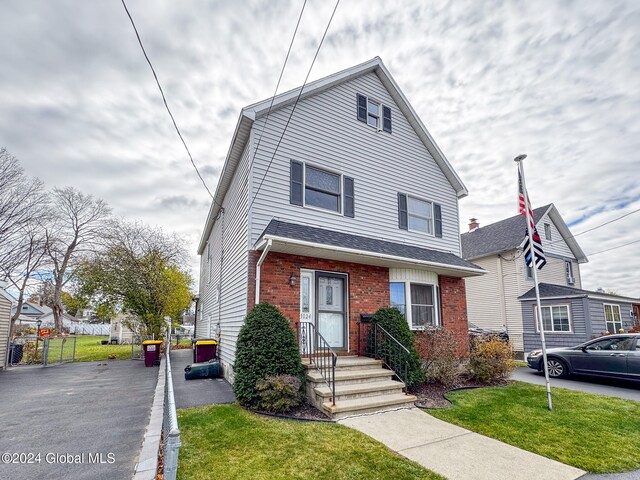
[
  {"x1": 429, "y1": 382, "x2": 640, "y2": 473},
  {"x1": 71, "y1": 335, "x2": 134, "y2": 362},
  {"x1": 177, "y1": 404, "x2": 442, "y2": 480}
]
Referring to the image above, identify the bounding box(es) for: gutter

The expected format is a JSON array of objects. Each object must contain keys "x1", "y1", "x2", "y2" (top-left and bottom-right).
[{"x1": 255, "y1": 239, "x2": 273, "y2": 305}]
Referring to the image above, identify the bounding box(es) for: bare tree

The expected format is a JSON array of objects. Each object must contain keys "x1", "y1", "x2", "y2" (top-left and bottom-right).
[
  {"x1": 0, "y1": 148, "x2": 47, "y2": 268},
  {"x1": 47, "y1": 187, "x2": 111, "y2": 331},
  {"x1": 0, "y1": 149, "x2": 50, "y2": 335},
  {"x1": 1, "y1": 222, "x2": 49, "y2": 335}
]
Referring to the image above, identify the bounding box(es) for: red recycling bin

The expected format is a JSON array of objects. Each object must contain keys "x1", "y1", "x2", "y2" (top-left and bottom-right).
[
  {"x1": 142, "y1": 340, "x2": 162, "y2": 367},
  {"x1": 194, "y1": 340, "x2": 217, "y2": 363}
]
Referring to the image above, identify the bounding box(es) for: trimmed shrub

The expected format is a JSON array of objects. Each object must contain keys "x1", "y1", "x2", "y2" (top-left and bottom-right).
[
  {"x1": 468, "y1": 337, "x2": 515, "y2": 384},
  {"x1": 233, "y1": 303, "x2": 305, "y2": 408},
  {"x1": 415, "y1": 328, "x2": 460, "y2": 387},
  {"x1": 370, "y1": 308, "x2": 425, "y2": 387},
  {"x1": 256, "y1": 375, "x2": 303, "y2": 413}
]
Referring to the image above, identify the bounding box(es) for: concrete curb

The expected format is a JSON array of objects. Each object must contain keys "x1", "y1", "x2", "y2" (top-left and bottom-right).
[{"x1": 133, "y1": 356, "x2": 165, "y2": 480}]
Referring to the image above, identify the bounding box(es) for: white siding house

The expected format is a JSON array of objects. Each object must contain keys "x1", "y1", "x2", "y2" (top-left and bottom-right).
[
  {"x1": 198, "y1": 58, "x2": 484, "y2": 381},
  {"x1": 462, "y1": 204, "x2": 589, "y2": 354}
]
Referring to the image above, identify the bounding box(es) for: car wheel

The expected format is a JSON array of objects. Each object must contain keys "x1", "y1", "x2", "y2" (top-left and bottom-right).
[{"x1": 546, "y1": 358, "x2": 568, "y2": 378}]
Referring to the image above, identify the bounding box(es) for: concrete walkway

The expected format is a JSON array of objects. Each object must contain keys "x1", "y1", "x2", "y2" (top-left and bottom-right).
[
  {"x1": 170, "y1": 349, "x2": 235, "y2": 409},
  {"x1": 340, "y1": 408, "x2": 585, "y2": 480}
]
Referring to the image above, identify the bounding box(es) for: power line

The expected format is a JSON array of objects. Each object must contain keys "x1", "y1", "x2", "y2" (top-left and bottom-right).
[
  {"x1": 545, "y1": 207, "x2": 640, "y2": 247},
  {"x1": 586, "y1": 238, "x2": 640, "y2": 257},
  {"x1": 249, "y1": 0, "x2": 341, "y2": 212},
  {"x1": 250, "y1": 0, "x2": 308, "y2": 174},
  {"x1": 120, "y1": 0, "x2": 219, "y2": 205}
]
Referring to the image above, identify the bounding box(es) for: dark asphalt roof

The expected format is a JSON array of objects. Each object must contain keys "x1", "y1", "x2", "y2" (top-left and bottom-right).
[
  {"x1": 461, "y1": 205, "x2": 551, "y2": 260},
  {"x1": 519, "y1": 283, "x2": 640, "y2": 302},
  {"x1": 261, "y1": 219, "x2": 482, "y2": 271}
]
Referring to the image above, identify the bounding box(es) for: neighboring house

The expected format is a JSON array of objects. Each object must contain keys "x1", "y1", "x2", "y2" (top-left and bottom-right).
[
  {"x1": 0, "y1": 281, "x2": 13, "y2": 370},
  {"x1": 461, "y1": 204, "x2": 588, "y2": 356},
  {"x1": 197, "y1": 57, "x2": 483, "y2": 385},
  {"x1": 11, "y1": 301, "x2": 52, "y2": 319},
  {"x1": 75, "y1": 308, "x2": 96, "y2": 322},
  {"x1": 519, "y1": 284, "x2": 640, "y2": 352},
  {"x1": 38, "y1": 311, "x2": 78, "y2": 329}
]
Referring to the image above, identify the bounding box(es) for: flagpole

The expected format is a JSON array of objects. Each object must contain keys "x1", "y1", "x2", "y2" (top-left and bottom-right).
[{"x1": 515, "y1": 154, "x2": 553, "y2": 411}]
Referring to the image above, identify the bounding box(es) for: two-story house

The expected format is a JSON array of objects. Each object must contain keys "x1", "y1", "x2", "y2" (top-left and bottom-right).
[
  {"x1": 462, "y1": 204, "x2": 639, "y2": 356},
  {"x1": 196, "y1": 58, "x2": 483, "y2": 414}
]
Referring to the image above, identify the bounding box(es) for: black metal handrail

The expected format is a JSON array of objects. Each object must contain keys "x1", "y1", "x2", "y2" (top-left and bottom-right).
[
  {"x1": 358, "y1": 322, "x2": 410, "y2": 387},
  {"x1": 295, "y1": 321, "x2": 337, "y2": 406}
]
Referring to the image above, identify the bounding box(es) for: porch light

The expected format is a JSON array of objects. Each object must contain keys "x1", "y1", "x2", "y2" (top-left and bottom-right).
[{"x1": 289, "y1": 273, "x2": 298, "y2": 287}]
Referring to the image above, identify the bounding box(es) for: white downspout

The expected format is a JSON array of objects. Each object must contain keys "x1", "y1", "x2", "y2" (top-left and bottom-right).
[{"x1": 255, "y1": 239, "x2": 273, "y2": 305}]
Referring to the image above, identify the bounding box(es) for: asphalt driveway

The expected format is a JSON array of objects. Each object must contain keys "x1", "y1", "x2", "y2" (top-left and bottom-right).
[
  {"x1": 0, "y1": 360, "x2": 157, "y2": 480},
  {"x1": 512, "y1": 367, "x2": 640, "y2": 402}
]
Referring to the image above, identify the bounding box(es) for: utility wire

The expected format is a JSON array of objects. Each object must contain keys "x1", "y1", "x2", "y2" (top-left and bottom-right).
[
  {"x1": 250, "y1": 0, "x2": 308, "y2": 173},
  {"x1": 545, "y1": 207, "x2": 640, "y2": 247},
  {"x1": 586, "y1": 238, "x2": 640, "y2": 257},
  {"x1": 249, "y1": 0, "x2": 341, "y2": 211},
  {"x1": 120, "y1": 0, "x2": 220, "y2": 206}
]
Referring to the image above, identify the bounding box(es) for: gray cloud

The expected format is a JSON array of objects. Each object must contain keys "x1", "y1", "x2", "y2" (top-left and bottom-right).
[{"x1": 0, "y1": 0, "x2": 638, "y2": 295}]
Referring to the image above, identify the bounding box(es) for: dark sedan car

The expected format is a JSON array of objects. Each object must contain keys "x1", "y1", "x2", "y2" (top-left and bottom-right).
[{"x1": 527, "y1": 334, "x2": 640, "y2": 380}]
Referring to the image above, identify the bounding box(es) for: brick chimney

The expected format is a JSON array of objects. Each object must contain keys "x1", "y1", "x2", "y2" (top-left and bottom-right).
[{"x1": 468, "y1": 218, "x2": 480, "y2": 231}]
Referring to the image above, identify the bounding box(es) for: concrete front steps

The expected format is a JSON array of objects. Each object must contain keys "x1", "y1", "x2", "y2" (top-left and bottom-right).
[{"x1": 304, "y1": 356, "x2": 417, "y2": 420}]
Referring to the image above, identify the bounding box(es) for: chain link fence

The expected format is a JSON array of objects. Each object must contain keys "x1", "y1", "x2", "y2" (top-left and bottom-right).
[
  {"x1": 161, "y1": 336, "x2": 181, "y2": 480},
  {"x1": 8, "y1": 336, "x2": 77, "y2": 366}
]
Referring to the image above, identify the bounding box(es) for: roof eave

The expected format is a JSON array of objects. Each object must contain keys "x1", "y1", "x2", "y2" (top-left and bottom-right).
[
  {"x1": 197, "y1": 110, "x2": 255, "y2": 255},
  {"x1": 260, "y1": 234, "x2": 486, "y2": 278}
]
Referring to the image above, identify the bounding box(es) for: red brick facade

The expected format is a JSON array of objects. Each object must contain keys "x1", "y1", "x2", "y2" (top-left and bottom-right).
[
  {"x1": 248, "y1": 251, "x2": 389, "y2": 353},
  {"x1": 246, "y1": 251, "x2": 470, "y2": 356}
]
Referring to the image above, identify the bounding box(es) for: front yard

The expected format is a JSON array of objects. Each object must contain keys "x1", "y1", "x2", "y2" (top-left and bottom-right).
[
  {"x1": 429, "y1": 382, "x2": 640, "y2": 473},
  {"x1": 177, "y1": 404, "x2": 442, "y2": 480}
]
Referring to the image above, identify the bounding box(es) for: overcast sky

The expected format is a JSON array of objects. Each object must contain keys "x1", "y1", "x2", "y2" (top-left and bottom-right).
[{"x1": 1, "y1": 0, "x2": 638, "y2": 296}]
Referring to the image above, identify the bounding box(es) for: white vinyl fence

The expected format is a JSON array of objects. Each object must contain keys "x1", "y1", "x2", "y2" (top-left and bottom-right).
[{"x1": 68, "y1": 323, "x2": 110, "y2": 336}]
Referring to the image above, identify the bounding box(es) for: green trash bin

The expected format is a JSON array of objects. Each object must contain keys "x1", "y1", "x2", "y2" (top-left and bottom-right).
[{"x1": 184, "y1": 359, "x2": 222, "y2": 380}]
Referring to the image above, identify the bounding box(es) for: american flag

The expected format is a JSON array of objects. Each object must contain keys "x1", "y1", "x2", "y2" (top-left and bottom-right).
[{"x1": 518, "y1": 171, "x2": 546, "y2": 270}]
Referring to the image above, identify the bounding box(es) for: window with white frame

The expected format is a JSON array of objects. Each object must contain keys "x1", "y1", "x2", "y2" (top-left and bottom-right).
[
  {"x1": 407, "y1": 196, "x2": 434, "y2": 235},
  {"x1": 535, "y1": 305, "x2": 571, "y2": 332},
  {"x1": 544, "y1": 223, "x2": 552, "y2": 241},
  {"x1": 565, "y1": 261, "x2": 574, "y2": 285},
  {"x1": 389, "y1": 282, "x2": 438, "y2": 330},
  {"x1": 367, "y1": 99, "x2": 380, "y2": 128},
  {"x1": 604, "y1": 304, "x2": 622, "y2": 333}
]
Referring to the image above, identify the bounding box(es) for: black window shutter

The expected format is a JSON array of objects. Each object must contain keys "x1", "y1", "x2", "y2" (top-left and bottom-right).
[
  {"x1": 357, "y1": 94, "x2": 367, "y2": 122},
  {"x1": 344, "y1": 177, "x2": 355, "y2": 218},
  {"x1": 290, "y1": 160, "x2": 303, "y2": 206},
  {"x1": 434, "y1": 203, "x2": 443, "y2": 237},
  {"x1": 382, "y1": 106, "x2": 392, "y2": 133},
  {"x1": 398, "y1": 193, "x2": 408, "y2": 230}
]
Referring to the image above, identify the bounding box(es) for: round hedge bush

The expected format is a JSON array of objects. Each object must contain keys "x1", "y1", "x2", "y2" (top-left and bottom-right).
[
  {"x1": 371, "y1": 307, "x2": 425, "y2": 387},
  {"x1": 233, "y1": 303, "x2": 305, "y2": 407}
]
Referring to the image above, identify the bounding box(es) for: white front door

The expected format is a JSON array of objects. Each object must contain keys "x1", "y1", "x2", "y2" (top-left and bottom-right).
[{"x1": 299, "y1": 270, "x2": 348, "y2": 351}]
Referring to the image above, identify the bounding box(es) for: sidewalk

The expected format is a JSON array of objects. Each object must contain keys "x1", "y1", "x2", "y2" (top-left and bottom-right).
[
  {"x1": 340, "y1": 408, "x2": 585, "y2": 480},
  {"x1": 170, "y1": 349, "x2": 235, "y2": 409}
]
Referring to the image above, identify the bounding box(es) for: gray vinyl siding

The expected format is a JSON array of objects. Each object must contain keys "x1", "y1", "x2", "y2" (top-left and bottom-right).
[
  {"x1": 588, "y1": 299, "x2": 635, "y2": 336},
  {"x1": 198, "y1": 141, "x2": 250, "y2": 380},
  {"x1": 519, "y1": 255, "x2": 582, "y2": 290},
  {"x1": 522, "y1": 298, "x2": 588, "y2": 351},
  {"x1": 248, "y1": 71, "x2": 461, "y2": 256},
  {"x1": 0, "y1": 295, "x2": 11, "y2": 370}
]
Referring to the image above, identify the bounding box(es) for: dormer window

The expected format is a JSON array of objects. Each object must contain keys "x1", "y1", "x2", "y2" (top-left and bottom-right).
[{"x1": 357, "y1": 94, "x2": 391, "y2": 133}]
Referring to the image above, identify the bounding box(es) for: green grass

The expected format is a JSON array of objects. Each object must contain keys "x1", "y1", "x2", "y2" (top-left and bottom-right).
[
  {"x1": 71, "y1": 335, "x2": 134, "y2": 362},
  {"x1": 177, "y1": 404, "x2": 442, "y2": 480},
  {"x1": 429, "y1": 382, "x2": 640, "y2": 473}
]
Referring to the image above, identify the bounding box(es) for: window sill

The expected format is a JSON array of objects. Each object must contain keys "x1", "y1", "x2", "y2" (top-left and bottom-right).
[{"x1": 299, "y1": 203, "x2": 345, "y2": 217}]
